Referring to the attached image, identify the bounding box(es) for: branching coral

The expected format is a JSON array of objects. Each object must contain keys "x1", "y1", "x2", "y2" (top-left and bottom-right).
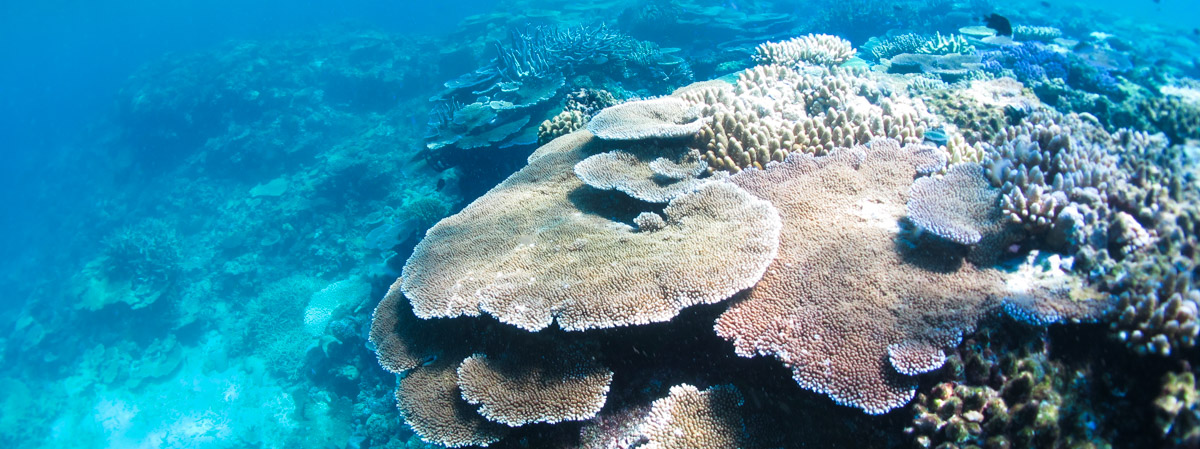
[
  {"x1": 752, "y1": 34, "x2": 857, "y2": 67},
  {"x1": 424, "y1": 25, "x2": 691, "y2": 163},
  {"x1": 982, "y1": 111, "x2": 1122, "y2": 233},
  {"x1": 916, "y1": 33, "x2": 975, "y2": 56},
  {"x1": 1156, "y1": 370, "x2": 1200, "y2": 446},
  {"x1": 680, "y1": 64, "x2": 928, "y2": 172},
  {"x1": 74, "y1": 218, "x2": 184, "y2": 311}
]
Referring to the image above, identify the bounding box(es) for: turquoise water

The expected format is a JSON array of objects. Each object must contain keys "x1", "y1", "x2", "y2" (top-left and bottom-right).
[{"x1": 2, "y1": 1, "x2": 1199, "y2": 448}]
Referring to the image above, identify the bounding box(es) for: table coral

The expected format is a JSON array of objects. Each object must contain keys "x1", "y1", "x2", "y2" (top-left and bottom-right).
[
  {"x1": 715, "y1": 139, "x2": 1106, "y2": 414},
  {"x1": 638, "y1": 384, "x2": 748, "y2": 449},
  {"x1": 401, "y1": 130, "x2": 781, "y2": 331}
]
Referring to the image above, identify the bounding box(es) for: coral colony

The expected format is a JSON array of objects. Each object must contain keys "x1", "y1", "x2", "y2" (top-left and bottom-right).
[{"x1": 10, "y1": 2, "x2": 1200, "y2": 448}]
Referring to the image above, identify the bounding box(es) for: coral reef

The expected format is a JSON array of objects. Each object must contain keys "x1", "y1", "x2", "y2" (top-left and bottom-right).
[
  {"x1": 586, "y1": 97, "x2": 704, "y2": 140},
  {"x1": 73, "y1": 218, "x2": 183, "y2": 311},
  {"x1": 12, "y1": 3, "x2": 1200, "y2": 449},
  {"x1": 916, "y1": 33, "x2": 975, "y2": 56},
  {"x1": 906, "y1": 163, "x2": 1008, "y2": 246},
  {"x1": 1013, "y1": 25, "x2": 1064, "y2": 43}
]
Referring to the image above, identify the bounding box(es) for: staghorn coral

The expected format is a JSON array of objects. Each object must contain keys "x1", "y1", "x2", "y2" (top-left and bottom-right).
[
  {"x1": 752, "y1": 34, "x2": 857, "y2": 68},
  {"x1": 457, "y1": 349, "x2": 613, "y2": 426},
  {"x1": 714, "y1": 139, "x2": 1107, "y2": 414},
  {"x1": 586, "y1": 97, "x2": 704, "y2": 141},
  {"x1": 637, "y1": 384, "x2": 748, "y2": 449},
  {"x1": 573, "y1": 146, "x2": 706, "y2": 203},
  {"x1": 424, "y1": 24, "x2": 691, "y2": 164},
  {"x1": 401, "y1": 130, "x2": 781, "y2": 331},
  {"x1": 680, "y1": 64, "x2": 928, "y2": 173}
]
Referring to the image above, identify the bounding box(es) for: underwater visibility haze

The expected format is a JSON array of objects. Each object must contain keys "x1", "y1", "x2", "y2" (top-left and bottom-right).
[{"x1": 3, "y1": 0, "x2": 1200, "y2": 448}]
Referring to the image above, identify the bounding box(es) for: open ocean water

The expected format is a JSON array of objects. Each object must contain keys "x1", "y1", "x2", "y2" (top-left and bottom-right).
[{"x1": 2, "y1": 1, "x2": 1199, "y2": 448}]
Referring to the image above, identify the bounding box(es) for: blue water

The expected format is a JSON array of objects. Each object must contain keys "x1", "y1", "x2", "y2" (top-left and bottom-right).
[{"x1": 2, "y1": 0, "x2": 1199, "y2": 447}]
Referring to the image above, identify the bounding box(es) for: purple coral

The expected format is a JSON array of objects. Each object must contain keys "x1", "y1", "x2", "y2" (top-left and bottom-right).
[{"x1": 982, "y1": 43, "x2": 1069, "y2": 82}]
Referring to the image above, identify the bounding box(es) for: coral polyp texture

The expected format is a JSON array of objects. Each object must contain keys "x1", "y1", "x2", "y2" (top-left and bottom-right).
[
  {"x1": 906, "y1": 162, "x2": 1007, "y2": 246},
  {"x1": 396, "y1": 359, "x2": 509, "y2": 448},
  {"x1": 457, "y1": 350, "x2": 613, "y2": 426},
  {"x1": 714, "y1": 139, "x2": 1106, "y2": 414},
  {"x1": 585, "y1": 97, "x2": 704, "y2": 141},
  {"x1": 401, "y1": 129, "x2": 781, "y2": 331},
  {"x1": 573, "y1": 146, "x2": 707, "y2": 203},
  {"x1": 638, "y1": 384, "x2": 748, "y2": 449}
]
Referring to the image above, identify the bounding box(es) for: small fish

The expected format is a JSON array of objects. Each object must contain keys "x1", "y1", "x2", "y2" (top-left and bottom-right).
[
  {"x1": 436, "y1": 178, "x2": 446, "y2": 191},
  {"x1": 983, "y1": 13, "x2": 1013, "y2": 37}
]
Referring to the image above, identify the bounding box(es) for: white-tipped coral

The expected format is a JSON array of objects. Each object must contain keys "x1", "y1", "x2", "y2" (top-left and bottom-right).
[
  {"x1": 753, "y1": 34, "x2": 857, "y2": 67},
  {"x1": 638, "y1": 384, "x2": 748, "y2": 449}
]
